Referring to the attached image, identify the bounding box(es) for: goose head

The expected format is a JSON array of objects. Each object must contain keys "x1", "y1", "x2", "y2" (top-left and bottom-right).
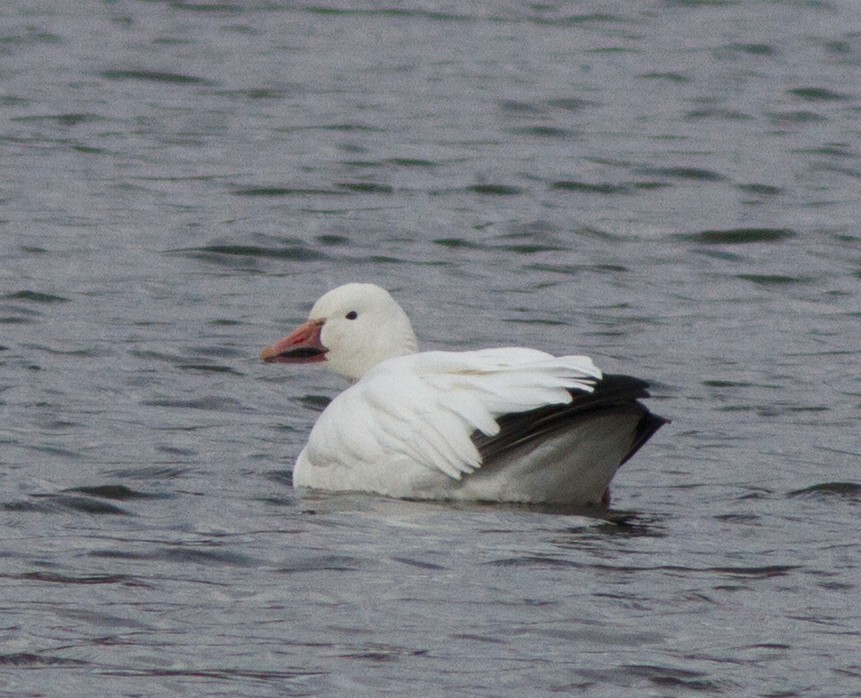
[{"x1": 260, "y1": 283, "x2": 418, "y2": 381}]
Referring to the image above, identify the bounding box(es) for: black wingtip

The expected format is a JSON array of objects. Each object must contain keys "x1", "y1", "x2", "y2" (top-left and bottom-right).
[
  {"x1": 620, "y1": 410, "x2": 669, "y2": 465},
  {"x1": 595, "y1": 374, "x2": 668, "y2": 465},
  {"x1": 473, "y1": 372, "x2": 668, "y2": 467},
  {"x1": 592, "y1": 373, "x2": 653, "y2": 400}
]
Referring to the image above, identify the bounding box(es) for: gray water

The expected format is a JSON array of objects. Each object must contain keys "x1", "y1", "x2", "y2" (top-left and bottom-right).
[{"x1": 2, "y1": 1, "x2": 860, "y2": 695}]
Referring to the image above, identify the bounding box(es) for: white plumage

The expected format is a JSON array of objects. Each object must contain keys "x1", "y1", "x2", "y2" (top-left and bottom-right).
[{"x1": 261, "y1": 283, "x2": 665, "y2": 505}]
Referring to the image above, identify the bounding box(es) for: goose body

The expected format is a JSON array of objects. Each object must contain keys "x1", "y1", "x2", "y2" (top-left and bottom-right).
[{"x1": 261, "y1": 283, "x2": 666, "y2": 505}]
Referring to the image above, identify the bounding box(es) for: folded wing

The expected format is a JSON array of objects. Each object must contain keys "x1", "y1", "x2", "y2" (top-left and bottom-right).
[
  {"x1": 473, "y1": 374, "x2": 668, "y2": 468},
  {"x1": 300, "y1": 348, "x2": 603, "y2": 480}
]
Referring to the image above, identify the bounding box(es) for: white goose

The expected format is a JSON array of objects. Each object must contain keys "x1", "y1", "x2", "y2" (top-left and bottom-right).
[{"x1": 261, "y1": 283, "x2": 666, "y2": 506}]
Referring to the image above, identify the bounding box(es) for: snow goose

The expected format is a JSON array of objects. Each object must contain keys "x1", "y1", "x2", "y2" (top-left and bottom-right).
[{"x1": 261, "y1": 283, "x2": 666, "y2": 505}]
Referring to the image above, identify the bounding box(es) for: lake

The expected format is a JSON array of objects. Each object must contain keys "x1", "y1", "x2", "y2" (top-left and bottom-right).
[{"x1": 1, "y1": 1, "x2": 860, "y2": 695}]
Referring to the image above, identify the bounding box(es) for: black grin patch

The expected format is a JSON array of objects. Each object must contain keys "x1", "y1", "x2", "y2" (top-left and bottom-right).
[{"x1": 283, "y1": 347, "x2": 326, "y2": 359}]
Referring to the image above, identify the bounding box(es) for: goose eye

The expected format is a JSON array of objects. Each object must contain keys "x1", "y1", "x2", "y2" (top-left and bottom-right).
[{"x1": 345, "y1": 311, "x2": 358, "y2": 320}]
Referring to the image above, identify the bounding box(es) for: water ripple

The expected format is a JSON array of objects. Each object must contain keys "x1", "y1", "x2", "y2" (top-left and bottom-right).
[
  {"x1": 679, "y1": 228, "x2": 796, "y2": 244},
  {"x1": 99, "y1": 69, "x2": 214, "y2": 86},
  {"x1": 788, "y1": 482, "x2": 861, "y2": 502},
  {"x1": 3, "y1": 290, "x2": 70, "y2": 303},
  {"x1": 0, "y1": 653, "x2": 87, "y2": 668},
  {"x1": 5, "y1": 494, "x2": 132, "y2": 516},
  {"x1": 173, "y1": 244, "x2": 328, "y2": 262}
]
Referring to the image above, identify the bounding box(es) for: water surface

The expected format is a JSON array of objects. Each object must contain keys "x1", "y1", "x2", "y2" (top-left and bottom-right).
[{"x1": 2, "y1": 1, "x2": 860, "y2": 695}]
